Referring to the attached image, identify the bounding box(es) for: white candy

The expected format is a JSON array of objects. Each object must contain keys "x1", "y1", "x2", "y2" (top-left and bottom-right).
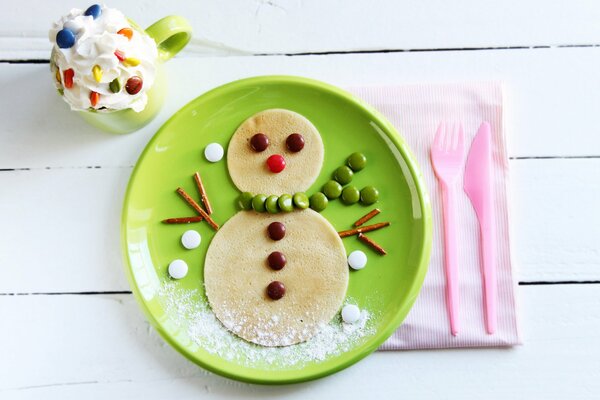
[
  {"x1": 347, "y1": 250, "x2": 367, "y2": 270},
  {"x1": 181, "y1": 230, "x2": 201, "y2": 249},
  {"x1": 341, "y1": 304, "x2": 361, "y2": 324},
  {"x1": 168, "y1": 259, "x2": 188, "y2": 279},
  {"x1": 204, "y1": 143, "x2": 224, "y2": 162}
]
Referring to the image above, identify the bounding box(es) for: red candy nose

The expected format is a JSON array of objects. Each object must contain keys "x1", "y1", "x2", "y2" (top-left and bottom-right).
[{"x1": 267, "y1": 154, "x2": 286, "y2": 173}]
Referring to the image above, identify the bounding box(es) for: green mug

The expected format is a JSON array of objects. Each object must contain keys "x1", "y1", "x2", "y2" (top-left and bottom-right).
[{"x1": 77, "y1": 16, "x2": 192, "y2": 134}]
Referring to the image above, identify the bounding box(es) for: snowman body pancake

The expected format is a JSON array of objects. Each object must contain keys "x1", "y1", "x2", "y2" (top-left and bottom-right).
[{"x1": 204, "y1": 109, "x2": 349, "y2": 347}]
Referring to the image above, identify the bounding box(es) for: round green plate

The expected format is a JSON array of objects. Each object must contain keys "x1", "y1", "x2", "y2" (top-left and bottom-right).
[{"x1": 121, "y1": 76, "x2": 432, "y2": 384}]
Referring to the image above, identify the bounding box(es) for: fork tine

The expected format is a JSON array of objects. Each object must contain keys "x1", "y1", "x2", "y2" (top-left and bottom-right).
[
  {"x1": 456, "y1": 123, "x2": 464, "y2": 151},
  {"x1": 434, "y1": 122, "x2": 445, "y2": 149},
  {"x1": 444, "y1": 122, "x2": 454, "y2": 151}
]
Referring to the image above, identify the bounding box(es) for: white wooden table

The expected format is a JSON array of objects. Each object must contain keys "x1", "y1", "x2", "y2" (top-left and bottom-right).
[{"x1": 2, "y1": 1, "x2": 600, "y2": 398}]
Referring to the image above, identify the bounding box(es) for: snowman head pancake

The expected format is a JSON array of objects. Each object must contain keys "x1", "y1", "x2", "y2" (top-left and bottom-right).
[{"x1": 227, "y1": 109, "x2": 324, "y2": 194}]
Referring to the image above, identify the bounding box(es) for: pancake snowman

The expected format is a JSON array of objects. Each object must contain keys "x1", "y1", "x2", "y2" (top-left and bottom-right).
[{"x1": 204, "y1": 109, "x2": 349, "y2": 347}]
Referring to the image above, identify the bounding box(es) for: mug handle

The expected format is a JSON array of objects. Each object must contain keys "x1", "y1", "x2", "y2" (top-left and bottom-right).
[{"x1": 145, "y1": 16, "x2": 192, "y2": 62}]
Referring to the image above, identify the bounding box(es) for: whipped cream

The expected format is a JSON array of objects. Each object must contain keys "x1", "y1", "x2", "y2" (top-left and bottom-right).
[{"x1": 49, "y1": 5, "x2": 158, "y2": 112}]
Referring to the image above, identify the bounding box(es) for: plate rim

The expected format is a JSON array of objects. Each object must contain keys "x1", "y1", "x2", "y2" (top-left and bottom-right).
[{"x1": 121, "y1": 75, "x2": 433, "y2": 384}]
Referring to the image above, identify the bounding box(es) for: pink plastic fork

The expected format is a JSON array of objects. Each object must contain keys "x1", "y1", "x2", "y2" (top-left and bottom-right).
[{"x1": 430, "y1": 122, "x2": 466, "y2": 336}]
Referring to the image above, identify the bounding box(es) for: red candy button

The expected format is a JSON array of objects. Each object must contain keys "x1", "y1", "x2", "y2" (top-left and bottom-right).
[
  {"x1": 267, "y1": 154, "x2": 285, "y2": 173},
  {"x1": 63, "y1": 68, "x2": 74, "y2": 89}
]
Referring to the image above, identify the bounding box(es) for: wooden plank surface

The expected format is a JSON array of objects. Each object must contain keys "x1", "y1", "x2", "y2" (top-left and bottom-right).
[
  {"x1": 2, "y1": 0, "x2": 600, "y2": 59},
  {"x1": 1, "y1": 158, "x2": 597, "y2": 293},
  {"x1": 1, "y1": 284, "x2": 598, "y2": 399},
  {"x1": 2, "y1": 48, "x2": 600, "y2": 171}
]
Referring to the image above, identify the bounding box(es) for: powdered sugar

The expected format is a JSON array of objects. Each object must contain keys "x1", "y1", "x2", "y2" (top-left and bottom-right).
[{"x1": 157, "y1": 282, "x2": 375, "y2": 368}]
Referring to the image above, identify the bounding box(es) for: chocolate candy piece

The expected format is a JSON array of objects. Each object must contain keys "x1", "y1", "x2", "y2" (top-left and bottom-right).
[
  {"x1": 237, "y1": 192, "x2": 254, "y2": 210},
  {"x1": 56, "y1": 29, "x2": 76, "y2": 49},
  {"x1": 252, "y1": 194, "x2": 267, "y2": 212},
  {"x1": 293, "y1": 192, "x2": 309, "y2": 209},
  {"x1": 266, "y1": 154, "x2": 286, "y2": 173},
  {"x1": 109, "y1": 78, "x2": 121, "y2": 93},
  {"x1": 265, "y1": 195, "x2": 279, "y2": 214},
  {"x1": 267, "y1": 251, "x2": 287, "y2": 270},
  {"x1": 84, "y1": 4, "x2": 102, "y2": 19},
  {"x1": 341, "y1": 185, "x2": 360, "y2": 204},
  {"x1": 286, "y1": 133, "x2": 305, "y2": 152},
  {"x1": 250, "y1": 133, "x2": 269, "y2": 152},
  {"x1": 323, "y1": 180, "x2": 342, "y2": 199},
  {"x1": 309, "y1": 192, "x2": 328, "y2": 212},
  {"x1": 266, "y1": 281, "x2": 286, "y2": 300},
  {"x1": 333, "y1": 166, "x2": 353, "y2": 185},
  {"x1": 125, "y1": 76, "x2": 143, "y2": 95},
  {"x1": 360, "y1": 186, "x2": 380, "y2": 205},
  {"x1": 347, "y1": 152, "x2": 367, "y2": 171},
  {"x1": 267, "y1": 222, "x2": 286, "y2": 241},
  {"x1": 278, "y1": 194, "x2": 293, "y2": 212}
]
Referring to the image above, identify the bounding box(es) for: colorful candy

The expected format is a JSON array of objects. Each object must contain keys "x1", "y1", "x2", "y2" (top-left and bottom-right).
[
  {"x1": 267, "y1": 251, "x2": 287, "y2": 270},
  {"x1": 250, "y1": 133, "x2": 269, "y2": 152},
  {"x1": 341, "y1": 185, "x2": 360, "y2": 205},
  {"x1": 125, "y1": 76, "x2": 143, "y2": 95},
  {"x1": 266, "y1": 281, "x2": 286, "y2": 300},
  {"x1": 265, "y1": 195, "x2": 280, "y2": 214},
  {"x1": 333, "y1": 165, "x2": 353, "y2": 185},
  {"x1": 63, "y1": 69, "x2": 74, "y2": 88},
  {"x1": 286, "y1": 133, "x2": 305, "y2": 152},
  {"x1": 309, "y1": 192, "x2": 328, "y2": 212},
  {"x1": 117, "y1": 27, "x2": 133, "y2": 40},
  {"x1": 347, "y1": 152, "x2": 367, "y2": 171},
  {"x1": 323, "y1": 180, "x2": 342, "y2": 199},
  {"x1": 56, "y1": 28, "x2": 76, "y2": 49},
  {"x1": 237, "y1": 192, "x2": 254, "y2": 210},
  {"x1": 292, "y1": 192, "x2": 309, "y2": 209},
  {"x1": 360, "y1": 186, "x2": 379, "y2": 205},
  {"x1": 84, "y1": 4, "x2": 102, "y2": 19},
  {"x1": 123, "y1": 57, "x2": 140, "y2": 67},
  {"x1": 251, "y1": 194, "x2": 267, "y2": 212},
  {"x1": 109, "y1": 78, "x2": 121, "y2": 93},
  {"x1": 89, "y1": 91, "x2": 100, "y2": 107},
  {"x1": 267, "y1": 222, "x2": 286, "y2": 241},
  {"x1": 277, "y1": 194, "x2": 293, "y2": 212},
  {"x1": 114, "y1": 50, "x2": 125, "y2": 61},
  {"x1": 55, "y1": 69, "x2": 61, "y2": 84},
  {"x1": 267, "y1": 154, "x2": 286, "y2": 173},
  {"x1": 92, "y1": 65, "x2": 102, "y2": 82}
]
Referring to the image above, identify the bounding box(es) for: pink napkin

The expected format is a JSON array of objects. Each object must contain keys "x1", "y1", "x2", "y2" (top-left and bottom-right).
[{"x1": 348, "y1": 82, "x2": 520, "y2": 349}]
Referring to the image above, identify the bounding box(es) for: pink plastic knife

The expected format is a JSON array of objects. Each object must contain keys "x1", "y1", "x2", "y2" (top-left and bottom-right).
[{"x1": 464, "y1": 122, "x2": 497, "y2": 334}]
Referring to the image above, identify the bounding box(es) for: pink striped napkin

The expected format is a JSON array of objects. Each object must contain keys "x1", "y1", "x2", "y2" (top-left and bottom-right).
[{"x1": 348, "y1": 82, "x2": 520, "y2": 349}]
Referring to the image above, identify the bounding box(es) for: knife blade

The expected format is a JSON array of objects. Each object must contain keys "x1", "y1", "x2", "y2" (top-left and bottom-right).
[{"x1": 464, "y1": 122, "x2": 497, "y2": 334}]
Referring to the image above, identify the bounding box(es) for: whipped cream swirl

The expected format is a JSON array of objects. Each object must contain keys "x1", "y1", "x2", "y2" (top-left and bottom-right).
[{"x1": 49, "y1": 5, "x2": 158, "y2": 112}]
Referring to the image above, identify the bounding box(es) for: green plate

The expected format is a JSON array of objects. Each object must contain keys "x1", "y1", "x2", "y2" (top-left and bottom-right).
[{"x1": 121, "y1": 76, "x2": 432, "y2": 384}]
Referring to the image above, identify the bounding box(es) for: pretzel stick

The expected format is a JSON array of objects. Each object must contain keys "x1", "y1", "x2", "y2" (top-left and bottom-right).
[
  {"x1": 338, "y1": 222, "x2": 390, "y2": 238},
  {"x1": 176, "y1": 187, "x2": 219, "y2": 230},
  {"x1": 358, "y1": 233, "x2": 387, "y2": 255},
  {"x1": 193, "y1": 172, "x2": 213, "y2": 215},
  {"x1": 353, "y1": 208, "x2": 381, "y2": 227},
  {"x1": 162, "y1": 216, "x2": 203, "y2": 224}
]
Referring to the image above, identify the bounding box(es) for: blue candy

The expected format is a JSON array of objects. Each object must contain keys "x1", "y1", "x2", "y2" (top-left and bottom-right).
[
  {"x1": 84, "y1": 4, "x2": 101, "y2": 19},
  {"x1": 56, "y1": 29, "x2": 76, "y2": 49}
]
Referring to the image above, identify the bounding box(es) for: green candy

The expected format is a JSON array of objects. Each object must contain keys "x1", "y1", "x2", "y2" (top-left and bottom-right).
[
  {"x1": 57, "y1": 88, "x2": 64, "y2": 96},
  {"x1": 322, "y1": 180, "x2": 342, "y2": 199},
  {"x1": 293, "y1": 192, "x2": 309, "y2": 209},
  {"x1": 341, "y1": 186, "x2": 360, "y2": 204},
  {"x1": 109, "y1": 77, "x2": 121, "y2": 93},
  {"x1": 237, "y1": 192, "x2": 254, "y2": 210},
  {"x1": 333, "y1": 165, "x2": 353, "y2": 185},
  {"x1": 360, "y1": 186, "x2": 380, "y2": 205},
  {"x1": 265, "y1": 195, "x2": 279, "y2": 214},
  {"x1": 309, "y1": 192, "x2": 328, "y2": 212},
  {"x1": 347, "y1": 152, "x2": 367, "y2": 171},
  {"x1": 278, "y1": 194, "x2": 294, "y2": 212},
  {"x1": 251, "y1": 194, "x2": 267, "y2": 212}
]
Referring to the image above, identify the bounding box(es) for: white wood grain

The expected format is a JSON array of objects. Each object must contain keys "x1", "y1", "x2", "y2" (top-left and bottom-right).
[
  {"x1": 1, "y1": 47, "x2": 600, "y2": 171},
  {"x1": 1, "y1": 159, "x2": 598, "y2": 293},
  {"x1": 2, "y1": 0, "x2": 600, "y2": 59},
  {"x1": 1, "y1": 284, "x2": 599, "y2": 399}
]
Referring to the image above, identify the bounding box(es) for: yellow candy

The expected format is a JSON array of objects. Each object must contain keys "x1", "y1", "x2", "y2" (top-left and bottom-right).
[
  {"x1": 55, "y1": 69, "x2": 61, "y2": 84},
  {"x1": 122, "y1": 57, "x2": 140, "y2": 67},
  {"x1": 92, "y1": 65, "x2": 102, "y2": 82}
]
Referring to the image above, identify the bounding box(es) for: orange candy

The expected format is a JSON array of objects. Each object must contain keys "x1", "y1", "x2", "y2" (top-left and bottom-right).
[
  {"x1": 117, "y1": 28, "x2": 133, "y2": 40},
  {"x1": 63, "y1": 68, "x2": 74, "y2": 89},
  {"x1": 90, "y1": 91, "x2": 100, "y2": 107}
]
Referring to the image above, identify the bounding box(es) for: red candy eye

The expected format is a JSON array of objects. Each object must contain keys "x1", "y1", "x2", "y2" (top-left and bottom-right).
[
  {"x1": 286, "y1": 133, "x2": 305, "y2": 152},
  {"x1": 267, "y1": 154, "x2": 286, "y2": 173},
  {"x1": 250, "y1": 133, "x2": 269, "y2": 152}
]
